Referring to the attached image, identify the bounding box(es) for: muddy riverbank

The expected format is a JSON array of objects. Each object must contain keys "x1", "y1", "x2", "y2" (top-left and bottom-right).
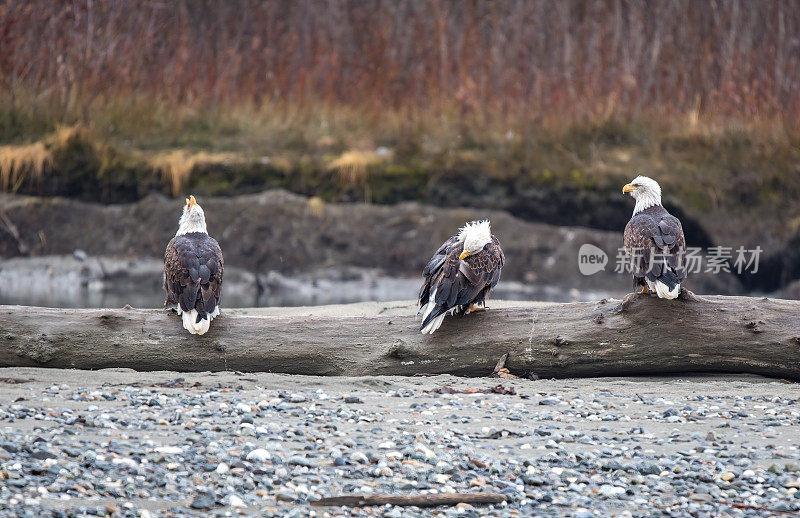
[{"x1": 0, "y1": 190, "x2": 751, "y2": 308}]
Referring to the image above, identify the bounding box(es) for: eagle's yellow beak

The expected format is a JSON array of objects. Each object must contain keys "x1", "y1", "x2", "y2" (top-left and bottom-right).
[
  {"x1": 622, "y1": 184, "x2": 637, "y2": 193},
  {"x1": 186, "y1": 195, "x2": 198, "y2": 207},
  {"x1": 458, "y1": 250, "x2": 470, "y2": 260}
]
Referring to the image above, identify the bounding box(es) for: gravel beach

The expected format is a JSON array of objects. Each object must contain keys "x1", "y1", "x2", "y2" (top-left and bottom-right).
[{"x1": 0, "y1": 368, "x2": 798, "y2": 517}]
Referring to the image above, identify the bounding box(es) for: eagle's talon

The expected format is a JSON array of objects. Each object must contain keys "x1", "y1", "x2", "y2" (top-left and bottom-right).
[
  {"x1": 465, "y1": 304, "x2": 487, "y2": 315},
  {"x1": 637, "y1": 287, "x2": 651, "y2": 295}
]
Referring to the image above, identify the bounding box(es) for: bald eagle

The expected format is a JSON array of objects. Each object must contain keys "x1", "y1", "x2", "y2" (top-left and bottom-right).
[
  {"x1": 164, "y1": 195, "x2": 224, "y2": 334},
  {"x1": 418, "y1": 220, "x2": 505, "y2": 334},
  {"x1": 622, "y1": 176, "x2": 686, "y2": 299}
]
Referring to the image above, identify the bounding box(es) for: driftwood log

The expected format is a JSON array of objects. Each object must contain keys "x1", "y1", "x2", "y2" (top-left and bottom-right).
[{"x1": 0, "y1": 292, "x2": 799, "y2": 379}]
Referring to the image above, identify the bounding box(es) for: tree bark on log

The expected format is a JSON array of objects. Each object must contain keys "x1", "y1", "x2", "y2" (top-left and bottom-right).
[{"x1": 0, "y1": 292, "x2": 799, "y2": 379}]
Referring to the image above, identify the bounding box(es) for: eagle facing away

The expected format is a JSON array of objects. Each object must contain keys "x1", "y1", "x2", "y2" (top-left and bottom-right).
[
  {"x1": 418, "y1": 220, "x2": 505, "y2": 334},
  {"x1": 622, "y1": 176, "x2": 686, "y2": 299},
  {"x1": 164, "y1": 195, "x2": 224, "y2": 334}
]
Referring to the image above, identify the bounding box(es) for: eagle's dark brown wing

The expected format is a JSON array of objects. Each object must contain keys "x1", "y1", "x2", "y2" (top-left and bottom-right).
[
  {"x1": 418, "y1": 234, "x2": 460, "y2": 308},
  {"x1": 419, "y1": 234, "x2": 504, "y2": 330},
  {"x1": 164, "y1": 232, "x2": 224, "y2": 319},
  {"x1": 623, "y1": 208, "x2": 686, "y2": 288}
]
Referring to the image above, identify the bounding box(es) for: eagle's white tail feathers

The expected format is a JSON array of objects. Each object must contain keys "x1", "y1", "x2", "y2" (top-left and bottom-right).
[
  {"x1": 419, "y1": 288, "x2": 437, "y2": 324},
  {"x1": 420, "y1": 288, "x2": 448, "y2": 334},
  {"x1": 654, "y1": 280, "x2": 680, "y2": 299},
  {"x1": 181, "y1": 310, "x2": 198, "y2": 334},
  {"x1": 180, "y1": 307, "x2": 220, "y2": 335},
  {"x1": 421, "y1": 313, "x2": 446, "y2": 334},
  {"x1": 192, "y1": 314, "x2": 211, "y2": 335}
]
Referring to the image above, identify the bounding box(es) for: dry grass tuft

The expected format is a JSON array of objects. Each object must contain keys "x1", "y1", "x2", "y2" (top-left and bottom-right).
[
  {"x1": 327, "y1": 149, "x2": 392, "y2": 203},
  {"x1": 49, "y1": 125, "x2": 90, "y2": 149},
  {"x1": 306, "y1": 196, "x2": 326, "y2": 217},
  {"x1": 0, "y1": 142, "x2": 52, "y2": 192},
  {"x1": 149, "y1": 151, "x2": 236, "y2": 194},
  {"x1": 0, "y1": 125, "x2": 96, "y2": 192},
  {"x1": 327, "y1": 150, "x2": 382, "y2": 187}
]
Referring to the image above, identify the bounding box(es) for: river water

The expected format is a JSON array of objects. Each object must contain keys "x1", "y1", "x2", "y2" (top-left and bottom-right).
[
  {"x1": 0, "y1": 255, "x2": 620, "y2": 309},
  {"x1": 0, "y1": 276, "x2": 615, "y2": 309}
]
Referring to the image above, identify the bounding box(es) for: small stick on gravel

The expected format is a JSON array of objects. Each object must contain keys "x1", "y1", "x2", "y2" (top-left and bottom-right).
[
  {"x1": 661, "y1": 501, "x2": 799, "y2": 515},
  {"x1": 491, "y1": 352, "x2": 518, "y2": 378},
  {"x1": 311, "y1": 493, "x2": 507, "y2": 508},
  {"x1": 0, "y1": 210, "x2": 28, "y2": 255},
  {"x1": 0, "y1": 377, "x2": 33, "y2": 384},
  {"x1": 491, "y1": 353, "x2": 508, "y2": 375},
  {"x1": 727, "y1": 502, "x2": 798, "y2": 515}
]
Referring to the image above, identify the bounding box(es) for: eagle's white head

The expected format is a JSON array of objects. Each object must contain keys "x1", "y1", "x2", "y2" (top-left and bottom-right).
[
  {"x1": 177, "y1": 195, "x2": 208, "y2": 235},
  {"x1": 458, "y1": 220, "x2": 492, "y2": 259},
  {"x1": 623, "y1": 175, "x2": 662, "y2": 215}
]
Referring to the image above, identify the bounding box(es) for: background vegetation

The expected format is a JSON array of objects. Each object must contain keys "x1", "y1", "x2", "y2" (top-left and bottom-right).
[
  {"x1": 4, "y1": 0, "x2": 799, "y2": 132},
  {"x1": 0, "y1": 1, "x2": 798, "y2": 251}
]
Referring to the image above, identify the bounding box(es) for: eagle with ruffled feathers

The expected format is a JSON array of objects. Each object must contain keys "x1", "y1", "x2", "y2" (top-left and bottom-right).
[
  {"x1": 418, "y1": 220, "x2": 505, "y2": 334},
  {"x1": 164, "y1": 195, "x2": 224, "y2": 334},
  {"x1": 622, "y1": 176, "x2": 686, "y2": 299}
]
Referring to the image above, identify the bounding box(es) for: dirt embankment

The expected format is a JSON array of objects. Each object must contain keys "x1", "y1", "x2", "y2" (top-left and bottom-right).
[
  {"x1": 6, "y1": 157, "x2": 708, "y2": 245},
  {"x1": 0, "y1": 190, "x2": 745, "y2": 296}
]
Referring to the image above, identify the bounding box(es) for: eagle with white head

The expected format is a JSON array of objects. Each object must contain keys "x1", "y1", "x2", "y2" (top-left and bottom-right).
[
  {"x1": 164, "y1": 195, "x2": 224, "y2": 334},
  {"x1": 418, "y1": 220, "x2": 505, "y2": 334},
  {"x1": 622, "y1": 176, "x2": 686, "y2": 299}
]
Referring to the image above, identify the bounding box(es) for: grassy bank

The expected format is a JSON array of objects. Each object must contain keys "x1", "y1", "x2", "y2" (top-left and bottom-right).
[{"x1": 1, "y1": 104, "x2": 799, "y2": 229}]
